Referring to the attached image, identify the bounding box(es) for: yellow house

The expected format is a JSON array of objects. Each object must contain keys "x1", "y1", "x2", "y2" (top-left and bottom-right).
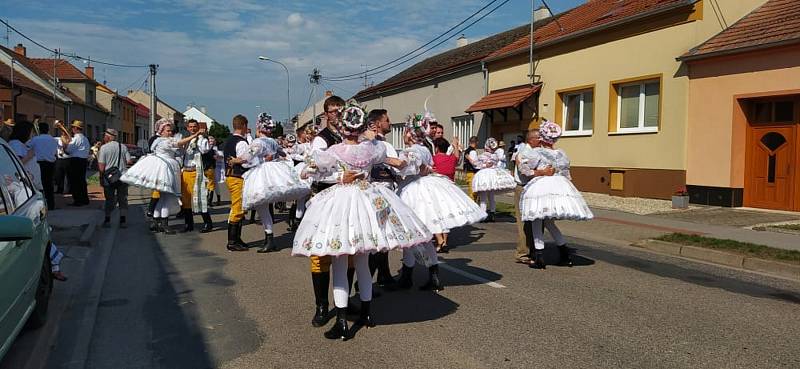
[{"x1": 472, "y1": 0, "x2": 765, "y2": 200}]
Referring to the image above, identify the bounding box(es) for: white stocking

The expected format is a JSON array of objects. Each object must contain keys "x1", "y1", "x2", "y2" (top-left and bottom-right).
[
  {"x1": 331, "y1": 255, "x2": 350, "y2": 308},
  {"x1": 488, "y1": 192, "x2": 496, "y2": 212},
  {"x1": 479, "y1": 192, "x2": 488, "y2": 213},
  {"x1": 532, "y1": 219, "x2": 546, "y2": 250},
  {"x1": 544, "y1": 219, "x2": 566, "y2": 246},
  {"x1": 256, "y1": 204, "x2": 273, "y2": 234},
  {"x1": 354, "y1": 253, "x2": 372, "y2": 302},
  {"x1": 296, "y1": 198, "x2": 306, "y2": 218}
]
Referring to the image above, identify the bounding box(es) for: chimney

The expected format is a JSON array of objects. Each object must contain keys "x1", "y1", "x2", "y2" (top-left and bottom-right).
[
  {"x1": 325, "y1": 90, "x2": 333, "y2": 97},
  {"x1": 456, "y1": 34, "x2": 468, "y2": 48},
  {"x1": 534, "y1": 6, "x2": 552, "y2": 22},
  {"x1": 14, "y1": 43, "x2": 26, "y2": 57},
  {"x1": 85, "y1": 65, "x2": 94, "y2": 79}
]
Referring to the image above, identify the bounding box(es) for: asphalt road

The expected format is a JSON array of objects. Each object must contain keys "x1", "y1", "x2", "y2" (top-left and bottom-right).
[{"x1": 43, "y1": 189, "x2": 800, "y2": 369}]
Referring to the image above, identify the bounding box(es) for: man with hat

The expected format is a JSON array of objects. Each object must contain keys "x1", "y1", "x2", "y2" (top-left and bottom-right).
[
  {"x1": 97, "y1": 128, "x2": 132, "y2": 227},
  {"x1": 55, "y1": 120, "x2": 91, "y2": 206},
  {"x1": 29, "y1": 121, "x2": 59, "y2": 210}
]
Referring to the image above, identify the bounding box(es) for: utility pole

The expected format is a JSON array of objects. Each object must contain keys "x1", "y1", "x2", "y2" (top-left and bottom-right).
[
  {"x1": 361, "y1": 64, "x2": 369, "y2": 90},
  {"x1": 309, "y1": 68, "x2": 321, "y2": 126},
  {"x1": 53, "y1": 49, "x2": 59, "y2": 118},
  {"x1": 149, "y1": 64, "x2": 158, "y2": 136}
]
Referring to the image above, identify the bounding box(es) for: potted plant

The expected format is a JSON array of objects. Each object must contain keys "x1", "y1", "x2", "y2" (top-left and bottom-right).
[{"x1": 672, "y1": 186, "x2": 690, "y2": 209}]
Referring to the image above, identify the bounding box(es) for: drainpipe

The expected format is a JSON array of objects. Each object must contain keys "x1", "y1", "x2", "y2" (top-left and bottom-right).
[
  {"x1": 481, "y1": 60, "x2": 490, "y2": 140},
  {"x1": 12, "y1": 88, "x2": 22, "y2": 120}
]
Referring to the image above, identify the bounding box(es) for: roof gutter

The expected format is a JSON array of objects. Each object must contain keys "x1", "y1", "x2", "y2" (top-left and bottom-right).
[
  {"x1": 483, "y1": 0, "x2": 699, "y2": 63},
  {"x1": 357, "y1": 61, "x2": 483, "y2": 100},
  {"x1": 677, "y1": 38, "x2": 800, "y2": 62}
]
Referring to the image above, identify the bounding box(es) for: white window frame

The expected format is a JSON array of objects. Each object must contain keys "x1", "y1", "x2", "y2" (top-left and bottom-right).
[
  {"x1": 390, "y1": 123, "x2": 405, "y2": 150},
  {"x1": 451, "y1": 114, "x2": 474, "y2": 149},
  {"x1": 616, "y1": 80, "x2": 660, "y2": 134},
  {"x1": 561, "y1": 90, "x2": 593, "y2": 137}
]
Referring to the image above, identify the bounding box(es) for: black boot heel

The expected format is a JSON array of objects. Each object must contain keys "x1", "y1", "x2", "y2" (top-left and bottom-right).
[
  {"x1": 558, "y1": 245, "x2": 573, "y2": 267},
  {"x1": 324, "y1": 309, "x2": 349, "y2": 340},
  {"x1": 356, "y1": 300, "x2": 375, "y2": 328}
]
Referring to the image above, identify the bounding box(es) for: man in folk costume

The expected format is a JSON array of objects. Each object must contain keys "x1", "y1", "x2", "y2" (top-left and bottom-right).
[
  {"x1": 306, "y1": 95, "x2": 358, "y2": 328},
  {"x1": 223, "y1": 115, "x2": 251, "y2": 252},
  {"x1": 178, "y1": 119, "x2": 213, "y2": 233},
  {"x1": 365, "y1": 109, "x2": 400, "y2": 288}
]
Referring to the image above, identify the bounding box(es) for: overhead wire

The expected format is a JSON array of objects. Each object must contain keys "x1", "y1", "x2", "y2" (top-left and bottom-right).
[
  {"x1": 0, "y1": 18, "x2": 149, "y2": 68},
  {"x1": 324, "y1": 0, "x2": 512, "y2": 82},
  {"x1": 322, "y1": 0, "x2": 501, "y2": 80}
]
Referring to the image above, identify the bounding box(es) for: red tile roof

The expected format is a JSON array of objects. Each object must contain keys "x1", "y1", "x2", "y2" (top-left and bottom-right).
[
  {"x1": 354, "y1": 21, "x2": 547, "y2": 99},
  {"x1": 488, "y1": 0, "x2": 695, "y2": 60},
  {"x1": 0, "y1": 62, "x2": 55, "y2": 98},
  {"x1": 680, "y1": 0, "x2": 800, "y2": 61},
  {"x1": 27, "y1": 58, "x2": 94, "y2": 81},
  {"x1": 465, "y1": 84, "x2": 541, "y2": 113}
]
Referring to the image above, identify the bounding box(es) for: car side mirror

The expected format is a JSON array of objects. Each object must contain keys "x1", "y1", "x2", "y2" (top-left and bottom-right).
[{"x1": 0, "y1": 215, "x2": 35, "y2": 241}]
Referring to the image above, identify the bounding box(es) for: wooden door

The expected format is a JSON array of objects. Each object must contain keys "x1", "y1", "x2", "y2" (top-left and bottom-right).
[{"x1": 746, "y1": 126, "x2": 795, "y2": 210}]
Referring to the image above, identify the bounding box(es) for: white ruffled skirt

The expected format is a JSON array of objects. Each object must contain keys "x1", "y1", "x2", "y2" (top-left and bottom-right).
[
  {"x1": 398, "y1": 174, "x2": 486, "y2": 234},
  {"x1": 292, "y1": 180, "x2": 432, "y2": 257},
  {"x1": 121, "y1": 154, "x2": 181, "y2": 194},
  {"x1": 520, "y1": 176, "x2": 593, "y2": 221},
  {"x1": 242, "y1": 161, "x2": 310, "y2": 210},
  {"x1": 472, "y1": 168, "x2": 516, "y2": 193}
]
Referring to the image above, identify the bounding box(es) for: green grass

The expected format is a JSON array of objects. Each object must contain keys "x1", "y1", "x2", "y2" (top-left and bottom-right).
[
  {"x1": 495, "y1": 202, "x2": 516, "y2": 216},
  {"x1": 655, "y1": 233, "x2": 800, "y2": 264},
  {"x1": 772, "y1": 224, "x2": 800, "y2": 231},
  {"x1": 87, "y1": 173, "x2": 100, "y2": 186}
]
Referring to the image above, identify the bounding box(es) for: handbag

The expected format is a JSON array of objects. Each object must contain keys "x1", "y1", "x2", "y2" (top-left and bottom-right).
[{"x1": 103, "y1": 142, "x2": 123, "y2": 186}]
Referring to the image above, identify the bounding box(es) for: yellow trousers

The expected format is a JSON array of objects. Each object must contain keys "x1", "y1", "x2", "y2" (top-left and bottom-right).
[
  {"x1": 180, "y1": 171, "x2": 197, "y2": 210},
  {"x1": 226, "y1": 176, "x2": 244, "y2": 223},
  {"x1": 151, "y1": 190, "x2": 160, "y2": 199},
  {"x1": 465, "y1": 172, "x2": 477, "y2": 202},
  {"x1": 205, "y1": 169, "x2": 215, "y2": 192},
  {"x1": 309, "y1": 255, "x2": 354, "y2": 273}
]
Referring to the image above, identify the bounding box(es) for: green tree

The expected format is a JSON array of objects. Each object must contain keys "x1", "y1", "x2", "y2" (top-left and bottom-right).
[
  {"x1": 271, "y1": 122, "x2": 284, "y2": 138},
  {"x1": 208, "y1": 121, "x2": 231, "y2": 141}
]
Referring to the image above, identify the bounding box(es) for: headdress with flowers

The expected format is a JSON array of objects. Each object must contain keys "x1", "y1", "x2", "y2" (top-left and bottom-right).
[
  {"x1": 539, "y1": 119, "x2": 562, "y2": 145},
  {"x1": 340, "y1": 100, "x2": 368, "y2": 137},
  {"x1": 156, "y1": 117, "x2": 173, "y2": 136},
  {"x1": 405, "y1": 97, "x2": 437, "y2": 144},
  {"x1": 484, "y1": 137, "x2": 498, "y2": 151},
  {"x1": 257, "y1": 112, "x2": 275, "y2": 133},
  {"x1": 286, "y1": 133, "x2": 297, "y2": 143}
]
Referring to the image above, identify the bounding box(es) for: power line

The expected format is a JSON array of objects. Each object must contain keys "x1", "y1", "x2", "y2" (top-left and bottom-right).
[
  {"x1": 121, "y1": 70, "x2": 150, "y2": 93},
  {"x1": 323, "y1": 0, "x2": 501, "y2": 80},
  {"x1": 324, "y1": 0, "x2": 511, "y2": 82},
  {"x1": 0, "y1": 18, "x2": 149, "y2": 68}
]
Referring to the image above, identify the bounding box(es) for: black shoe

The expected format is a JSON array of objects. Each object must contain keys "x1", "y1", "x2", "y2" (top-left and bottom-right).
[
  {"x1": 486, "y1": 212, "x2": 495, "y2": 223},
  {"x1": 147, "y1": 197, "x2": 158, "y2": 217},
  {"x1": 161, "y1": 218, "x2": 176, "y2": 235},
  {"x1": 102, "y1": 216, "x2": 111, "y2": 228},
  {"x1": 558, "y1": 245, "x2": 573, "y2": 267},
  {"x1": 149, "y1": 218, "x2": 159, "y2": 232},
  {"x1": 233, "y1": 221, "x2": 248, "y2": 248},
  {"x1": 119, "y1": 216, "x2": 127, "y2": 229},
  {"x1": 216, "y1": 194, "x2": 221, "y2": 206},
  {"x1": 324, "y1": 309, "x2": 350, "y2": 341},
  {"x1": 420, "y1": 265, "x2": 444, "y2": 292},
  {"x1": 311, "y1": 272, "x2": 331, "y2": 327},
  {"x1": 397, "y1": 265, "x2": 413, "y2": 290},
  {"x1": 257, "y1": 233, "x2": 277, "y2": 253},
  {"x1": 355, "y1": 300, "x2": 375, "y2": 328},
  {"x1": 226, "y1": 223, "x2": 248, "y2": 251},
  {"x1": 181, "y1": 211, "x2": 194, "y2": 233},
  {"x1": 530, "y1": 250, "x2": 546, "y2": 270},
  {"x1": 200, "y1": 213, "x2": 213, "y2": 233}
]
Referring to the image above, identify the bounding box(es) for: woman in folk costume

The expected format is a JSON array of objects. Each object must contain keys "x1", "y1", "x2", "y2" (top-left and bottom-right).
[
  {"x1": 288, "y1": 125, "x2": 315, "y2": 231},
  {"x1": 122, "y1": 118, "x2": 203, "y2": 234},
  {"x1": 471, "y1": 138, "x2": 516, "y2": 222},
  {"x1": 394, "y1": 113, "x2": 486, "y2": 291},
  {"x1": 518, "y1": 120, "x2": 593, "y2": 269},
  {"x1": 292, "y1": 105, "x2": 431, "y2": 341},
  {"x1": 242, "y1": 113, "x2": 311, "y2": 253},
  {"x1": 209, "y1": 135, "x2": 225, "y2": 206}
]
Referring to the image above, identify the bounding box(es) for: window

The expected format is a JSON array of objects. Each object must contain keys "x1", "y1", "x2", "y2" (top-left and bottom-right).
[
  {"x1": 616, "y1": 80, "x2": 659, "y2": 132},
  {"x1": 752, "y1": 100, "x2": 795, "y2": 123},
  {"x1": 0, "y1": 146, "x2": 33, "y2": 211},
  {"x1": 451, "y1": 114, "x2": 474, "y2": 149},
  {"x1": 390, "y1": 123, "x2": 405, "y2": 150},
  {"x1": 561, "y1": 90, "x2": 593, "y2": 135}
]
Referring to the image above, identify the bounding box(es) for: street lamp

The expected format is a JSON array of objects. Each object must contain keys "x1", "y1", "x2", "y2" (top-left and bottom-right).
[{"x1": 257, "y1": 56, "x2": 291, "y2": 129}]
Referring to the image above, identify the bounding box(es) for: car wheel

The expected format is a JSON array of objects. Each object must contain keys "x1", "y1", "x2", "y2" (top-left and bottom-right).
[{"x1": 25, "y1": 247, "x2": 53, "y2": 329}]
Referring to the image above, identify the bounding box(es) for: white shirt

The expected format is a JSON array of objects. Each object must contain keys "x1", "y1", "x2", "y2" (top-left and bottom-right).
[
  {"x1": 29, "y1": 134, "x2": 58, "y2": 162},
  {"x1": 57, "y1": 139, "x2": 70, "y2": 159},
  {"x1": 467, "y1": 150, "x2": 479, "y2": 166},
  {"x1": 182, "y1": 135, "x2": 210, "y2": 168},
  {"x1": 233, "y1": 134, "x2": 249, "y2": 159},
  {"x1": 66, "y1": 133, "x2": 90, "y2": 159},
  {"x1": 514, "y1": 143, "x2": 533, "y2": 185},
  {"x1": 311, "y1": 136, "x2": 329, "y2": 151}
]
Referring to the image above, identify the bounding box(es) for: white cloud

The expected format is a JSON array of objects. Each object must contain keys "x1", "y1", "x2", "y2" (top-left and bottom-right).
[{"x1": 287, "y1": 13, "x2": 304, "y2": 28}]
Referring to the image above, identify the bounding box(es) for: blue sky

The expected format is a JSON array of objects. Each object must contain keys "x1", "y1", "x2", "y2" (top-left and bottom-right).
[{"x1": 6, "y1": 0, "x2": 585, "y2": 125}]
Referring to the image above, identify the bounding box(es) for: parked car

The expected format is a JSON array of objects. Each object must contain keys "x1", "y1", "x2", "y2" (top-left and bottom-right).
[
  {"x1": 125, "y1": 144, "x2": 145, "y2": 164},
  {"x1": 0, "y1": 138, "x2": 53, "y2": 361}
]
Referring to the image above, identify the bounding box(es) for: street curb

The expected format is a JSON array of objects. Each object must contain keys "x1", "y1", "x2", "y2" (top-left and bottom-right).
[
  {"x1": 634, "y1": 239, "x2": 800, "y2": 281},
  {"x1": 78, "y1": 212, "x2": 101, "y2": 245}
]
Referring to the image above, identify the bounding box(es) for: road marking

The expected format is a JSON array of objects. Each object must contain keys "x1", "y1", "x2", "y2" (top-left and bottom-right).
[{"x1": 438, "y1": 262, "x2": 506, "y2": 289}]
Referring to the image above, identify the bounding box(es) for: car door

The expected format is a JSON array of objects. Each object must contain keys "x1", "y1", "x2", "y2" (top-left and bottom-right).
[{"x1": 0, "y1": 143, "x2": 43, "y2": 351}]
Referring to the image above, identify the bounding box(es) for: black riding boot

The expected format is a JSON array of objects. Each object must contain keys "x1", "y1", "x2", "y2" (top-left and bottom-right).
[
  {"x1": 530, "y1": 250, "x2": 546, "y2": 270},
  {"x1": 324, "y1": 307, "x2": 349, "y2": 341},
  {"x1": 147, "y1": 197, "x2": 158, "y2": 217},
  {"x1": 226, "y1": 223, "x2": 248, "y2": 251},
  {"x1": 311, "y1": 272, "x2": 330, "y2": 327},
  {"x1": 257, "y1": 232, "x2": 277, "y2": 253},
  {"x1": 486, "y1": 211, "x2": 496, "y2": 223},
  {"x1": 376, "y1": 253, "x2": 396, "y2": 288},
  {"x1": 207, "y1": 192, "x2": 214, "y2": 206},
  {"x1": 181, "y1": 211, "x2": 194, "y2": 233},
  {"x1": 161, "y1": 218, "x2": 175, "y2": 235},
  {"x1": 558, "y1": 245, "x2": 573, "y2": 267},
  {"x1": 397, "y1": 265, "x2": 413, "y2": 289},
  {"x1": 200, "y1": 213, "x2": 213, "y2": 233},
  {"x1": 356, "y1": 300, "x2": 375, "y2": 328},
  {"x1": 149, "y1": 217, "x2": 159, "y2": 232},
  {"x1": 420, "y1": 265, "x2": 444, "y2": 292}
]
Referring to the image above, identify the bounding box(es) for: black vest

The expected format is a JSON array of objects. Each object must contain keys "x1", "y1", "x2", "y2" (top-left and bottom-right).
[
  {"x1": 463, "y1": 147, "x2": 478, "y2": 173},
  {"x1": 318, "y1": 127, "x2": 341, "y2": 148},
  {"x1": 201, "y1": 148, "x2": 215, "y2": 170},
  {"x1": 224, "y1": 135, "x2": 248, "y2": 178}
]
